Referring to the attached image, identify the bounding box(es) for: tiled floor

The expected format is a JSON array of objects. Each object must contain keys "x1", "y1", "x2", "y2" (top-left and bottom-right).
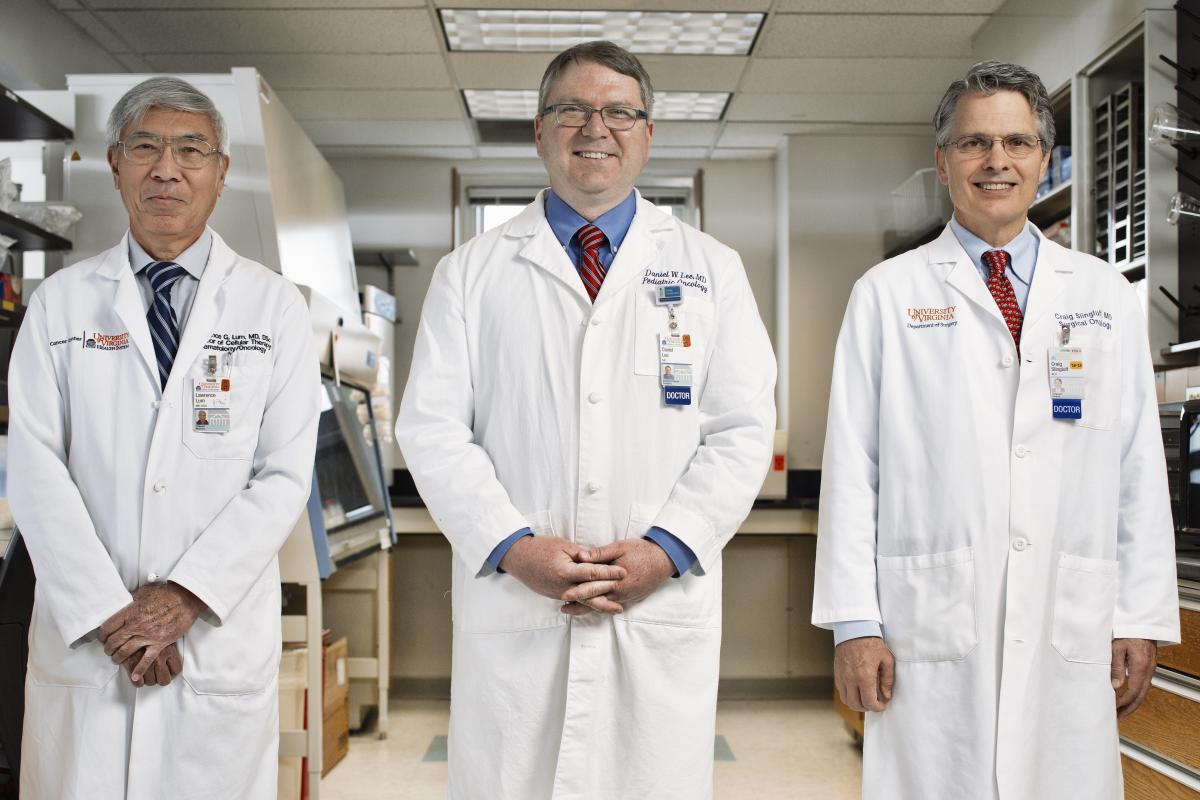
[{"x1": 319, "y1": 698, "x2": 862, "y2": 799}]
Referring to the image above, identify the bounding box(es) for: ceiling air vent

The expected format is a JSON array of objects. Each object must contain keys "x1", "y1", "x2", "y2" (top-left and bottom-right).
[{"x1": 475, "y1": 120, "x2": 534, "y2": 145}]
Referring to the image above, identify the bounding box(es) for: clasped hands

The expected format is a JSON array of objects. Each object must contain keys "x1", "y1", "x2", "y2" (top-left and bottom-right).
[
  {"x1": 498, "y1": 535, "x2": 675, "y2": 616},
  {"x1": 97, "y1": 582, "x2": 206, "y2": 688}
]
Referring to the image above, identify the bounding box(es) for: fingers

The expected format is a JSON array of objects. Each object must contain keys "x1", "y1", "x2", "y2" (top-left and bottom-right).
[
  {"x1": 858, "y1": 670, "x2": 888, "y2": 712},
  {"x1": 560, "y1": 602, "x2": 593, "y2": 616},
  {"x1": 561, "y1": 580, "x2": 621, "y2": 604},
  {"x1": 577, "y1": 542, "x2": 623, "y2": 564},
  {"x1": 166, "y1": 646, "x2": 183, "y2": 677},
  {"x1": 98, "y1": 604, "x2": 133, "y2": 644},
  {"x1": 111, "y1": 635, "x2": 151, "y2": 666},
  {"x1": 583, "y1": 595, "x2": 624, "y2": 615},
  {"x1": 104, "y1": 628, "x2": 138, "y2": 660},
  {"x1": 561, "y1": 562, "x2": 627, "y2": 583},
  {"x1": 129, "y1": 645, "x2": 162, "y2": 685},
  {"x1": 878, "y1": 651, "x2": 895, "y2": 703},
  {"x1": 153, "y1": 658, "x2": 171, "y2": 686},
  {"x1": 1110, "y1": 641, "x2": 1127, "y2": 690}
]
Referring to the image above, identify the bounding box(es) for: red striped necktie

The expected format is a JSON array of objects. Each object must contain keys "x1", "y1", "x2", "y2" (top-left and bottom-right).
[
  {"x1": 982, "y1": 249, "x2": 1023, "y2": 350},
  {"x1": 576, "y1": 223, "x2": 607, "y2": 302}
]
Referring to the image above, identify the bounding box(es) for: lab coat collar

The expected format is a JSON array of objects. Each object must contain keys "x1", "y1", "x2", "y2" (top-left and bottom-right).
[
  {"x1": 508, "y1": 189, "x2": 674, "y2": 307},
  {"x1": 933, "y1": 222, "x2": 1069, "y2": 350},
  {"x1": 95, "y1": 227, "x2": 239, "y2": 395}
]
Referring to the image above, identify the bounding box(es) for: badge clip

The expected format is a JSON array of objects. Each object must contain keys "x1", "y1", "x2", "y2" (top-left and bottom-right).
[{"x1": 1060, "y1": 323, "x2": 1071, "y2": 346}]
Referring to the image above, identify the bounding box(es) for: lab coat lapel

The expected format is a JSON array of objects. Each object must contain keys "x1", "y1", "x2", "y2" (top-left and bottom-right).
[
  {"x1": 98, "y1": 234, "x2": 160, "y2": 388},
  {"x1": 1017, "y1": 229, "x2": 1068, "y2": 345},
  {"x1": 510, "y1": 193, "x2": 591, "y2": 304},
  {"x1": 593, "y1": 199, "x2": 672, "y2": 307},
  {"x1": 167, "y1": 229, "x2": 235, "y2": 394},
  {"x1": 933, "y1": 224, "x2": 1007, "y2": 329}
]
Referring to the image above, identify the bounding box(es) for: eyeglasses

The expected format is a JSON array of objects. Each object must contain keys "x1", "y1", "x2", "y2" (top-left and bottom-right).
[
  {"x1": 117, "y1": 134, "x2": 220, "y2": 169},
  {"x1": 541, "y1": 104, "x2": 649, "y2": 131},
  {"x1": 945, "y1": 134, "x2": 1044, "y2": 158}
]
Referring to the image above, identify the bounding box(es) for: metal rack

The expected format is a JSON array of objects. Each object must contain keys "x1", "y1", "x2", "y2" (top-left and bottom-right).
[{"x1": 1094, "y1": 82, "x2": 1147, "y2": 270}]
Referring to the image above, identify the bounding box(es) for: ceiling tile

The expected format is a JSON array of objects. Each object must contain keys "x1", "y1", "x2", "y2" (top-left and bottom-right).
[
  {"x1": 47, "y1": 0, "x2": 84, "y2": 9},
  {"x1": 718, "y1": 121, "x2": 927, "y2": 148},
  {"x1": 436, "y1": 0, "x2": 770, "y2": 9},
  {"x1": 757, "y1": 14, "x2": 987, "y2": 57},
  {"x1": 144, "y1": 54, "x2": 454, "y2": 90},
  {"x1": 88, "y1": 0, "x2": 425, "y2": 7},
  {"x1": 776, "y1": 0, "x2": 1003, "y2": 11},
  {"x1": 321, "y1": 145, "x2": 477, "y2": 160},
  {"x1": 94, "y1": 9, "x2": 440, "y2": 54},
  {"x1": 300, "y1": 120, "x2": 475, "y2": 148},
  {"x1": 450, "y1": 53, "x2": 746, "y2": 91},
  {"x1": 711, "y1": 147, "x2": 777, "y2": 159},
  {"x1": 62, "y1": 9, "x2": 132, "y2": 52},
  {"x1": 740, "y1": 57, "x2": 973, "y2": 94},
  {"x1": 728, "y1": 92, "x2": 945, "y2": 123},
  {"x1": 276, "y1": 90, "x2": 464, "y2": 121},
  {"x1": 652, "y1": 122, "x2": 720, "y2": 148}
]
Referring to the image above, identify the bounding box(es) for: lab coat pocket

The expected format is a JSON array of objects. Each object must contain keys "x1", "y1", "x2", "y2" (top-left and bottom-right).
[
  {"x1": 617, "y1": 504, "x2": 721, "y2": 629},
  {"x1": 461, "y1": 510, "x2": 568, "y2": 634},
  {"x1": 180, "y1": 575, "x2": 281, "y2": 695},
  {"x1": 181, "y1": 362, "x2": 269, "y2": 461},
  {"x1": 876, "y1": 546, "x2": 977, "y2": 662},
  {"x1": 27, "y1": 612, "x2": 119, "y2": 689},
  {"x1": 1051, "y1": 552, "x2": 1118, "y2": 664},
  {"x1": 632, "y1": 288, "x2": 714, "y2": 376},
  {"x1": 1076, "y1": 343, "x2": 1119, "y2": 431}
]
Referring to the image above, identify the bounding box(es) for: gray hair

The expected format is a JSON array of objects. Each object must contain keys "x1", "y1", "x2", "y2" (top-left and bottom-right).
[
  {"x1": 934, "y1": 61, "x2": 1054, "y2": 153},
  {"x1": 106, "y1": 76, "x2": 228, "y2": 153},
  {"x1": 538, "y1": 40, "x2": 655, "y2": 118}
]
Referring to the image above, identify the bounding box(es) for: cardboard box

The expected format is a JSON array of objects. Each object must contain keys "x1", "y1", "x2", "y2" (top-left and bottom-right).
[
  {"x1": 321, "y1": 697, "x2": 350, "y2": 777},
  {"x1": 323, "y1": 637, "x2": 349, "y2": 714}
]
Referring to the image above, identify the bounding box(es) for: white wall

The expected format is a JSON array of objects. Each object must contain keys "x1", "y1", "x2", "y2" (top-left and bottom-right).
[
  {"x1": 0, "y1": 0, "x2": 125, "y2": 90},
  {"x1": 787, "y1": 134, "x2": 933, "y2": 469}
]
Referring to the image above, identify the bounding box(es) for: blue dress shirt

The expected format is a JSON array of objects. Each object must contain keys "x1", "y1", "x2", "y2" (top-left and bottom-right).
[
  {"x1": 484, "y1": 190, "x2": 698, "y2": 579},
  {"x1": 833, "y1": 217, "x2": 1041, "y2": 646},
  {"x1": 129, "y1": 230, "x2": 212, "y2": 331}
]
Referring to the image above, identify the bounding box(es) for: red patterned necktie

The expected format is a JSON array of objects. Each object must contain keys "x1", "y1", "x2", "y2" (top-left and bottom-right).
[
  {"x1": 576, "y1": 223, "x2": 607, "y2": 302},
  {"x1": 982, "y1": 249, "x2": 1022, "y2": 350}
]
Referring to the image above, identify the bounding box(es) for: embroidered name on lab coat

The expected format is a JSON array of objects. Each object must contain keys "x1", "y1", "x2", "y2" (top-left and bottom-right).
[
  {"x1": 203, "y1": 332, "x2": 273, "y2": 354},
  {"x1": 906, "y1": 305, "x2": 957, "y2": 329}
]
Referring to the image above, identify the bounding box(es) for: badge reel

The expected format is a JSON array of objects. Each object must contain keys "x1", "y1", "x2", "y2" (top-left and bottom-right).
[
  {"x1": 656, "y1": 284, "x2": 693, "y2": 406},
  {"x1": 1048, "y1": 323, "x2": 1086, "y2": 420},
  {"x1": 192, "y1": 353, "x2": 232, "y2": 433}
]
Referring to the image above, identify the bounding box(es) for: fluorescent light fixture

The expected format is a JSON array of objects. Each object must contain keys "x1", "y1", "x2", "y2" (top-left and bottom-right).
[
  {"x1": 463, "y1": 89, "x2": 730, "y2": 121},
  {"x1": 441, "y1": 9, "x2": 764, "y2": 55}
]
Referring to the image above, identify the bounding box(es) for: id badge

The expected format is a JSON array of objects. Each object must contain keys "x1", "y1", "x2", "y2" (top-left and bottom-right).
[
  {"x1": 659, "y1": 333, "x2": 694, "y2": 406},
  {"x1": 1048, "y1": 346, "x2": 1086, "y2": 420},
  {"x1": 192, "y1": 377, "x2": 231, "y2": 433}
]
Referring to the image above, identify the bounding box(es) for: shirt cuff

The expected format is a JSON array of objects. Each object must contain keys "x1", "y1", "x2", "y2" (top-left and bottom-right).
[
  {"x1": 643, "y1": 526, "x2": 698, "y2": 578},
  {"x1": 833, "y1": 620, "x2": 883, "y2": 645},
  {"x1": 484, "y1": 528, "x2": 533, "y2": 575}
]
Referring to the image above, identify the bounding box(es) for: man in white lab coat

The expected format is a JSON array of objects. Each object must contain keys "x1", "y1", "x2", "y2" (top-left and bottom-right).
[
  {"x1": 396, "y1": 41, "x2": 776, "y2": 799},
  {"x1": 813, "y1": 62, "x2": 1179, "y2": 799},
  {"x1": 8, "y1": 77, "x2": 320, "y2": 798}
]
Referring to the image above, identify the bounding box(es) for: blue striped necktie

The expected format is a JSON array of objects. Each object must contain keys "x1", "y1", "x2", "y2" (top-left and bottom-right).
[{"x1": 144, "y1": 261, "x2": 188, "y2": 389}]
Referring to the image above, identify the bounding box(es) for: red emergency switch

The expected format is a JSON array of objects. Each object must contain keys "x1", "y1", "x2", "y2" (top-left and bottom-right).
[{"x1": 773, "y1": 454, "x2": 786, "y2": 472}]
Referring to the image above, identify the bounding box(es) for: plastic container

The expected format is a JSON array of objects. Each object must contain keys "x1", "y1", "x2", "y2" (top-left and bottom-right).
[{"x1": 891, "y1": 168, "x2": 952, "y2": 236}]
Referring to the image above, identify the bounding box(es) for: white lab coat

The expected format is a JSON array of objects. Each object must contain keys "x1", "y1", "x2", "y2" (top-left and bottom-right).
[
  {"x1": 395, "y1": 191, "x2": 775, "y2": 799},
  {"x1": 812, "y1": 224, "x2": 1179, "y2": 800},
  {"x1": 8, "y1": 230, "x2": 320, "y2": 800}
]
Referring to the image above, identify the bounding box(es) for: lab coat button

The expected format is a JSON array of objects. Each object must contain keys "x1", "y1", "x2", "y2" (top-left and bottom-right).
[
  {"x1": 1001, "y1": 355, "x2": 1014, "y2": 367},
  {"x1": 586, "y1": 481, "x2": 602, "y2": 493},
  {"x1": 588, "y1": 392, "x2": 602, "y2": 404},
  {"x1": 590, "y1": 317, "x2": 602, "y2": 326},
  {"x1": 1012, "y1": 537, "x2": 1029, "y2": 551},
  {"x1": 147, "y1": 572, "x2": 159, "y2": 583},
  {"x1": 153, "y1": 481, "x2": 167, "y2": 494},
  {"x1": 1014, "y1": 445, "x2": 1029, "y2": 458}
]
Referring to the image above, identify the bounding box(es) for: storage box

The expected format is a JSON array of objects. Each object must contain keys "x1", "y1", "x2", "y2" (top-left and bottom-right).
[
  {"x1": 323, "y1": 637, "x2": 349, "y2": 714},
  {"x1": 278, "y1": 646, "x2": 307, "y2": 800},
  {"x1": 321, "y1": 697, "x2": 350, "y2": 777},
  {"x1": 891, "y1": 168, "x2": 952, "y2": 236}
]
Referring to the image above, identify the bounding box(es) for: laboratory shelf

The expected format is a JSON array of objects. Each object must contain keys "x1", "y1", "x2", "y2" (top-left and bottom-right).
[
  {"x1": 0, "y1": 84, "x2": 72, "y2": 141},
  {"x1": 1029, "y1": 180, "x2": 1072, "y2": 226},
  {"x1": 0, "y1": 209, "x2": 71, "y2": 251}
]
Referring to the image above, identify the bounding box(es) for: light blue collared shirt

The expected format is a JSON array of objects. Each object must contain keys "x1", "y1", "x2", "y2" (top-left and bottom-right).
[
  {"x1": 833, "y1": 216, "x2": 1043, "y2": 647},
  {"x1": 128, "y1": 230, "x2": 212, "y2": 332},
  {"x1": 949, "y1": 215, "x2": 1040, "y2": 313},
  {"x1": 544, "y1": 189, "x2": 637, "y2": 274}
]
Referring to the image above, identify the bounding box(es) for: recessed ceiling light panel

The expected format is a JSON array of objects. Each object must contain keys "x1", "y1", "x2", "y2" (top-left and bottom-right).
[
  {"x1": 442, "y1": 10, "x2": 764, "y2": 55},
  {"x1": 463, "y1": 89, "x2": 730, "y2": 121}
]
